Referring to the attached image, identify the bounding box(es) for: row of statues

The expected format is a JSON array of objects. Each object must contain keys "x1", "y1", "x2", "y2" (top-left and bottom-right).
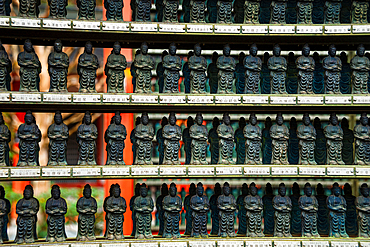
[
  {"x1": 3, "y1": 0, "x2": 369, "y2": 24},
  {"x1": 2, "y1": 181, "x2": 369, "y2": 243},
  {"x1": 2, "y1": 109, "x2": 369, "y2": 166},
  {"x1": 2, "y1": 40, "x2": 369, "y2": 95}
]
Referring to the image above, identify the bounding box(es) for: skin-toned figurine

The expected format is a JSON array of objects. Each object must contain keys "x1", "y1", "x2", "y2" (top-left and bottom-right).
[
  {"x1": 78, "y1": 42, "x2": 99, "y2": 93},
  {"x1": 244, "y1": 44, "x2": 262, "y2": 94},
  {"x1": 0, "y1": 0, "x2": 11, "y2": 15},
  {"x1": 190, "y1": 113, "x2": 208, "y2": 164},
  {"x1": 17, "y1": 111, "x2": 41, "y2": 167},
  {"x1": 217, "y1": 113, "x2": 235, "y2": 164},
  {"x1": 184, "y1": 183, "x2": 196, "y2": 235},
  {"x1": 163, "y1": 183, "x2": 182, "y2": 238},
  {"x1": 296, "y1": 44, "x2": 315, "y2": 94},
  {"x1": 297, "y1": 113, "x2": 317, "y2": 165},
  {"x1": 324, "y1": 113, "x2": 345, "y2": 165},
  {"x1": 105, "y1": 112, "x2": 127, "y2": 165},
  {"x1": 163, "y1": 43, "x2": 182, "y2": 93},
  {"x1": 244, "y1": 113, "x2": 262, "y2": 164},
  {"x1": 134, "y1": 184, "x2": 154, "y2": 239},
  {"x1": 245, "y1": 182, "x2": 264, "y2": 237},
  {"x1": 15, "y1": 185, "x2": 39, "y2": 244},
  {"x1": 18, "y1": 40, "x2": 41, "y2": 92},
  {"x1": 104, "y1": 0, "x2": 123, "y2": 20},
  {"x1": 156, "y1": 183, "x2": 168, "y2": 236},
  {"x1": 163, "y1": 112, "x2": 182, "y2": 165},
  {"x1": 324, "y1": 0, "x2": 342, "y2": 23},
  {"x1": 48, "y1": 0, "x2": 67, "y2": 18},
  {"x1": 268, "y1": 44, "x2": 287, "y2": 94},
  {"x1": 210, "y1": 183, "x2": 221, "y2": 235},
  {"x1": 105, "y1": 42, "x2": 127, "y2": 93},
  {"x1": 163, "y1": 0, "x2": 179, "y2": 22},
  {"x1": 235, "y1": 117, "x2": 246, "y2": 164},
  {"x1": 135, "y1": 0, "x2": 151, "y2": 21},
  {"x1": 299, "y1": 183, "x2": 319, "y2": 237},
  {"x1": 104, "y1": 184, "x2": 127, "y2": 240},
  {"x1": 45, "y1": 185, "x2": 67, "y2": 242},
  {"x1": 263, "y1": 183, "x2": 275, "y2": 235},
  {"x1": 134, "y1": 112, "x2": 154, "y2": 165},
  {"x1": 270, "y1": 113, "x2": 289, "y2": 165},
  {"x1": 323, "y1": 45, "x2": 342, "y2": 94},
  {"x1": 191, "y1": 182, "x2": 210, "y2": 238},
  {"x1": 356, "y1": 183, "x2": 370, "y2": 237},
  {"x1": 351, "y1": 0, "x2": 369, "y2": 23},
  {"x1": 77, "y1": 0, "x2": 95, "y2": 19},
  {"x1": 244, "y1": 0, "x2": 261, "y2": 23},
  {"x1": 77, "y1": 111, "x2": 98, "y2": 166},
  {"x1": 297, "y1": 0, "x2": 314, "y2": 23},
  {"x1": 48, "y1": 40, "x2": 69, "y2": 92},
  {"x1": 208, "y1": 52, "x2": 219, "y2": 93},
  {"x1": 134, "y1": 42, "x2": 155, "y2": 94},
  {"x1": 273, "y1": 183, "x2": 292, "y2": 237},
  {"x1": 0, "y1": 113, "x2": 10, "y2": 166},
  {"x1": 237, "y1": 183, "x2": 248, "y2": 235},
  {"x1": 217, "y1": 182, "x2": 237, "y2": 237},
  {"x1": 0, "y1": 186, "x2": 10, "y2": 242},
  {"x1": 183, "y1": 116, "x2": 193, "y2": 165},
  {"x1": 270, "y1": 0, "x2": 287, "y2": 23},
  {"x1": 327, "y1": 183, "x2": 348, "y2": 238},
  {"x1": 217, "y1": 44, "x2": 236, "y2": 94},
  {"x1": 77, "y1": 184, "x2": 97, "y2": 241},
  {"x1": 354, "y1": 113, "x2": 370, "y2": 165},
  {"x1": 209, "y1": 117, "x2": 220, "y2": 164},
  {"x1": 351, "y1": 44, "x2": 370, "y2": 94},
  {"x1": 0, "y1": 40, "x2": 12, "y2": 91},
  {"x1": 190, "y1": 0, "x2": 206, "y2": 22},
  {"x1": 47, "y1": 111, "x2": 69, "y2": 166},
  {"x1": 19, "y1": 0, "x2": 40, "y2": 17},
  {"x1": 217, "y1": 0, "x2": 233, "y2": 23},
  {"x1": 189, "y1": 44, "x2": 207, "y2": 94}
]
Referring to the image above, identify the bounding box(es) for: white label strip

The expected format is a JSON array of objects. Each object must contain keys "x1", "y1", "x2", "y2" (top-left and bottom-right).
[
  {"x1": 356, "y1": 167, "x2": 370, "y2": 176},
  {"x1": 187, "y1": 24, "x2": 213, "y2": 33},
  {"x1": 12, "y1": 93, "x2": 41, "y2": 102},
  {"x1": 43, "y1": 93, "x2": 72, "y2": 102},
  {"x1": 71, "y1": 244, "x2": 99, "y2": 247},
  {"x1": 217, "y1": 241, "x2": 244, "y2": 247},
  {"x1": 12, "y1": 18, "x2": 40, "y2": 27},
  {"x1": 242, "y1": 25, "x2": 268, "y2": 34},
  {"x1": 102, "y1": 167, "x2": 130, "y2": 176},
  {"x1": 215, "y1": 166, "x2": 242, "y2": 175},
  {"x1": 159, "y1": 24, "x2": 186, "y2": 33},
  {"x1": 299, "y1": 167, "x2": 326, "y2": 175},
  {"x1": 73, "y1": 94, "x2": 101, "y2": 103},
  {"x1": 73, "y1": 21, "x2": 101, "y2": 30},
  {"x1": 132, "y1": 243, "x2": 158, "y2": 247},
  {"x1": 102, "y1": 243, "x2": 130, "y2": 247},
  {"x1": 161, "y1": 242, "x2": 188, "y2": 247},
  {"x1": 214, "y1": 25, "x2": 240, "y2": 34},
  {"x1": 131, "y1": 95, "x2": 158, "y2": 103},
  {"x1": 0, "y1": 168, "x2": 8, "y2": 178},
  {"x1": 331, "y1": 242, "x2": 358, "y2": 247},
  {"x1": 274, "y1": 241, "x2": 301, "y2": 247},
  {"x1": 325, "y1": 25, "x2": 351, "y2": 34},
  {"x1": 159, "y1": 166, "x2": 186, "y2": 175},
  {"x1": 353, "y1": 96, "x2": 370, "y2": 104},
  {"x1": 327, "y1": 167, "x2": 354, "y2": 176},
  {"x1": 189, "y1": 241, "x2": 216, "y2": 247},
  {"x1": 131, "y1": 23, "x2": 157, "y2": 32},
  {"x1": 103, "y1": 94, "x2": 130, "y2": 103},
  {"x1": 0, "y1": 17, "x2": 9, "y2": 26},
  {"x1": 269, "y1": 26, "x2": 295, "y2": 34},
  {"x1": 42, "y1": 168, "x2": 71, "y2": 177},
  {"x1": 325, "y1": 96, "x2": 352, "y2": 104},
  {"x1": 360, "y1": 242, "x2": 370, "y2": 247},
  {"x1": 302, "y1": 241, "x2": 329, "y2": 247},
  {"x1": 271, "y1": 166, "x2": 298, "y2": 175},
  {"x1": 0, "y1": 93, "x2": 10, "y2": 102},
  {"x1": 43, "y1": 19, "x2": 71, "y2": 29},
  {"x1": 187, "y1": 95, "x2": 213, "y2": 104},
  {"x1": 244, "y1": 166, "x2": 270, "y2": 175},
  {"x1": 270, "y1": 96, "x2": 296, "y2": 104},
  {"x1": 11, "y1": 168, "x2": 40, "y2": 177},
  {"x1": 102, "y1": 22, "x2": 130, "y2": 31},
  {"x1": 243, "y1": 95, "x2": 268, "y2": 104},
  {"x1": 72, "y1": 168, "x2": 100, "y2": 176},
  {"x1": 188, "y1": 166, "x2": 214, "y2": 175},
  {"x1": 131, "y1": 167, "x2": 158, "y2": 176},
  {"x1": 159, "y1": 95, "x2": 186, "y2": 104},
  {"x1": 353, "y1": 25, "x2": 370, "y2": 33},
  {"x1": 297, "y1": 96, "x2": 323, "y2": 104},
  {"x1": 215, "y1": 96, "x2": 241, "y2": 104},
  {"x1": 246, "y1": 241, "x2": 272, "y2": 247},
  {"x1": 296, "y1": 25, "x2": 322, "y2": 34}
]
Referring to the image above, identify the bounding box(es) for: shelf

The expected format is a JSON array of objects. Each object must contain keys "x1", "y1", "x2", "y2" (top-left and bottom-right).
[
  {"x1": 1, "y1": 92, "x2": 369, "y2": 113},
  {"x1": 0, "y1": 17, "x2": 369, "y2": 49},
  {"x1": 1, "y1": 165, "x2": 368, "y2": 181}
]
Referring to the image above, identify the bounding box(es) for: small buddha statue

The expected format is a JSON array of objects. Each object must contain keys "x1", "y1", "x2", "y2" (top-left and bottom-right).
[
  {"x1": 354, "y1": 113, "x2": 370, "y2": 165},
  {"x1": 45, "y1": 185, "x2": 67, "y2": 242},
  {"x1": 190, "y1": 182, "x2": 210, "y2": 238},
  {"x1": 76, "y1": 184, "x2": 97, "y2": 241},
  {"x1": 327, "y1": 183, "x2": 348, "y2": 238},
  {"x1": 47, "y1": 111, "x2": 69, "y2": 166},
  {"x1": 324, "y1": 113, "x2": 345, "y2": 165},
  {"x1": 217, "y1": 182, "x2": 237, "y2": 237},
  {"x1": 134, "y1": 112, "x2": 154, "y2": 165},
  {"x1": 273, "y1": 183, "x2": 292, "y2": 237},
  {"x1": 323, "y1": 45, "x2": 342, "y2": 94},
  {"x1": 134, "y1": 184, "x2": 154, "y2": 239},
  {"x1": 163, "y1": 112, "x2": 182, "y2": 165},
  {"x1": 190, "y1": 113, "x2": 208, "y2": 164},
  {"x1": 77, "y1": 111, "x2": 98, "y2": 166},
  {"x1": 217, "y1": 113, "x2": 235, "y2": 164},
  {"x1": 245, "y1": 182, "x2": 264, "y2": 237},
  {"x1": 217, "y1": 44, "x2": 236, "y2": 94},
  {"x1": 270, "y1": 113, "x2": 289, "y2": 165},
  {"x1": 299, "y1": 182, "x2": 319, "y2": 237},
  {"x1": 105, "y1": 111, "x2": 127, "y2": 165},
  {"x1": 105, "y1": 42, "x2": 127, "y2": 93},
  {"x1": 163, "y1": 183, "x2": 182, "y2": 238},
  {"x1": 18, "y1": 40, "x2": 41, "y2": 92}
]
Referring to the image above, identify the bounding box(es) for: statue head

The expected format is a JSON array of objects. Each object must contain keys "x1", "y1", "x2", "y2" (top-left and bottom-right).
[
  {"x1": 344, "y1": 183, "x2": 352, "y2": 196},
  {"x1": 265, "y1": 116, "x2": 272, "y2": 129},
  {"x1": 314, "y1": 117, "x2": 322, "y2": 129},
  {"x1": 249, "y1": 113, "x2": 257, "y2": 126},
  {"x1": 25, "y1": 110, "x2": 33, "y2": 125},
  {"x1": 113, "y1": 184, "x2": 121, "y2": 198},
  {"x1": 161, "y1": 117, "x2": 168, "y2": 128},
  {"x1": 273, "y1": 44, "x2": 281, "y2": 57},
  {"x1": 302, "y1": 43, "x2": 310, "y2": 57},
  {"x1": 84, "y1": 111, "x2": 92, "y2": 125},
  {"x1": 302, "y1": 113, "x2": 311, "y2": 126},
  {"x1": 141, "y1": 112, "x2": 149, "y2": 125},
  {"x1": 112, "y1": 111, "x2": 120, "y2": 125},
  {"x1": 360, "y1": 113, "x2": 368, "y2": 126},
  {"x1": 214, "y1": 182, "x2": 221, "y2": 195},
  {"x1": 222, "y1": 112, "x2": 230, "y2": 125},
  {"x1": 241, "y1": 183, "x2": 248, "y2": 195},
  {"x1": 340, "y1": 51, "x2": 347, "y2": 63},
  {"x1": 292, "y1": 182, "x2": 300, "y2": 195},
  {"x1": 239, "y1": 52, "x2": 245, "y2": 63},
  {"x1": 83, "y1": 184, "x2": 92, "y2": 199},
  {"x1": 140, "y1": 184, "x2": 148, "y2": 197},
  {"x1": 329, "y1": 113, "x2": 338, "y2": 126},
  {"x1": 189, "y1": 183, "x2": 196, "y2": 196},
  {"x1": 135, "y1": 183, "x2": 141, "y2": 196},
  {"x1": 162, "y1": 50, "x2": 168, "y2": 60},
  {"x1": 51, "y1": 184, "x2": 61, "y2": 199},
  {"x1": 169, "y1": 112, "x2": 176, "y2": 126},
  {"x1": 0, "y1": 186, "x2": 4, "y2": 199},
  {"x1": 357, "y1": 44, "x2": 365, "y2": 57},
  {"x1": 194, "y1": 43, "x2": 202, "y2": 56},
  {"x1": 316, "y1": 183, "x2": 324, "y2": 195},
  {"x1": 223, "y1": 44, "x2": 231, "y2": 57},
  {"x1": 290, "y1": 117, "x2": 297, "y2": 129},
  {"x1": 239, "y1": 117, "x2": 246, "y2": 129},
  {"x1": 304, "y1": 183, "x2": 312, "y2": 196},
  {"x1": 341, "y1": 117, "x2": 349, "y2": 129},
  {"x1": 276, "y1": 112, "x2": 284, "y2": 126},
  {"x1": 332, "y1": 182, "x2": 341, "y2": 196},
  {"x1": 250, "y1": 44, "x2": 258, "y2": 57},
  {"x1": 113, "y1": 41, "x2": 121, "y2": 55},
  {"x1": 265, "y1": 182, "x2": 273, "y2": 195},
  {"x1": 85, "y1": 41, "x2": 93, "y2": 55},
  {"x1": 249, "y1": 182, "x2": 258, "y2": 196},
  {"x1": 161, "y1": 183, "x2": 169, "y2": 196},
  {"x1": 54, "y1": 111, "x2": 63, "y2": 125},
  {"x1": 24, "y1": 39, "x2": 33, "y2": 53},
  {"x1": 187, "y1": 116, "x2": 194, "y2": 128},
  {"x1": 328, "y1": 44, "x2": 336, "y2": 57},
  {"x1": 223, "y1": 182, "x2": 230, "y2": 196},
  {"x1": 278, "y1": 183, "x2": 286, "y2": 196},
  {"x1": 169, "y1": 183, "x2": 177, "y2": 197},
  {"x1": 169, "y1": 43, "x2": 177, "y2": 56},
  {"x1": 140, "y1": 42, "x2": 148, "y2": 55},
  {"x1": 24, "y1": 185, "x2": 33, "y2": 200},
  {"x1": 212, "y1": 117, "x2": 220, "y2": 128},
  {"x1": 361, "y1": 183, "x2": 369, "y2": 197},
  {"x1": 197, "y1": 182, "x2": 204, "y2": 196},
  {"x1": 0, "y1": 112, "x2": 4, "y2": 125},
  {"x1": 54, "y1": 39, "x2": 63, "y2": 53},
  {"x1": 195, "y1": 113, "x2": 203, "y2": 126}
]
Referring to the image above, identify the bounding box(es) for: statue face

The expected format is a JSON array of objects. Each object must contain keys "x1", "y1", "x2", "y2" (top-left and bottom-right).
[
  {"x1": 302, "y1": 47, "x2": 310, "y2": 57},
  {"x1": 358, "y1": 46, "x2": 365, "y2": 57},
  {"x1": 223, "y1": 116, "x2": 230, "y2": 125},
  {"x1": 196, "y1": 115, "x2": 203, "y2": 125},
  {"x1": 25, "y1": 114, "x2": 33, "y2": 125},
  {"x1": 273, "y1": 46, "x2": 281, "y2": 56},
  {"x1": 85, "y1": 115, "x2": 91, "y2": 125},
  {"x1": 194, "y1": 46, "x2": 201, "y2": 56},
  {"x1": 83, "y1": 188, "x2": 91, "y2": 198},
  {"x1": 55, "y1": 114, "x2": 62, "y2": 125},
  {"x1": 197, "y1": 186, "x2": 204, "y2": 196},
  {"x1": 361, "y1": 116, "x2": 369, "y2": 126},
  {"x1": 141, "y1": 187, "x2": 148, "y2": 197},
  {"x1": 54, "y1": 42, "x2": 62, "y2": 53},
  {"x1": 305, "y1": 187, "x2": 312, "y2": 196},
  {"x1": 330, "y1": 116, "x2": 338, "y2": 125},
  {"x1": 24, "y1": 42, "x2": 32, "y2": 53},
  {"x1": 329, "y1": 46, "x2": 336, "y2": 57},
  {"x1": 223, "y1": 46, "x2": 231, "y2": 56},
  {"x1": 85, "y1": 43, "x2": 93, "y2": 54},
  {"x1": 250, "y1": 116, "x2": 257, "y2": 125},
  {"x1": 24, "y1": 189, "x2": 32, "y2": 200},
  {"x1": 141, "y1": 45, "x2": 148, "y2": 55},
  {"x1": 169, "y1": 115, "x2": 176, "y2": 125},
  {"x1": 170, "y1": 187, "x2": 177, "y2": 197},
  {"x1": 169, "y1": 45, "x2": 177, "y2": 56},
  {"x1": 52, "y1": 188, "x2": 60, "y2": 199},
  {"x1": 277, "y1": 116, "x2": 283, "y2": 125},
  {"x1": 250, "y1": 186, "x2": 257, "y2": 196},
  {"x1": 113, "y1": 187, "x2": 120, "y2": 197},
  {"x1": 142, "y1": 115, "x2": 149, "y2": 125},
  {"x1": 362, "y1": 187, "x2": 369, "y2": 197},
  {"x1": 114, "y1": 115, "x2": 121, "y2": 125},
  {"x1": 250, "y1": 47, "x2": 258, "y2": 57},
  {"x1": 223, "y1": 186, "x2": 230, "y2": 196},
  {"x1": 333, "y1": 187, "x2": 340, "y2": 196},
  {"x1": 278, "y1": 186, "x2": 286, "y2": 196},
  {"x1": 303, "y1": 116, "x2": 310, "y2": 126},
  {"x1": 113, "y1": 44, "x2": 121, "y2": 55}
]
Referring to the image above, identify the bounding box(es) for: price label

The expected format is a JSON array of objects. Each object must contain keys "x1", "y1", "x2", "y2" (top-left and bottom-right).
[
  {"x1": 43, "y1": 19, "x2": 71, "y2": 29},
  {"x1": 159, "y1": 95, "x2": 186, "y2": 104},
  {"x1": 297, "y1": 96, "x2": 323, "y2": 104},
  {"x1": 102, "y1": 244, "x2": 130, "y2": 247},
  {"x1": 356, "y1": 167, "x2": 370, "y2": 176},
  {"x1": 270, "y1": 96, "x2": 296, "y2": 104},
  {"x1": 302, "y1": 241, "x2": 329, "y2": 247},
  {"x1": 44, "y1": 245, "x2": 69, "y2": 247},
  {"x1": 269, "y1": 26, "x2": 295, "y2": 34},
  {"x1": 159, "y1": 24, "x2": 186, "y2": 33},
  {"x1": 271, "y1": 166, "x2": 298, "y2": 175},
  {"x1": 0, "y1": 93, "x2": 10, "y2": 102},
  {"x1": 159, "y1": 166, "x2": 186, "y2": 176},
  {"x1": 131, "y1": 167, "x2": 158, "y2": 176},
  {"x1": 102, "y1": 167, "x2": 130, "y2": 176},
  {"x1": 331, "y1": 242, "x2": 358, "y2": 247},
  {"x1": 274, "y1": 241, "x2": 301, "y2": 247},
  {"x1": 242, "y1": 25, "x2": 268, "y2": 34},
  {"x1": 73, "y1": 94, "x2": 101, "y2": 103},
  {"x1": 214, "y1": 25, "x2": 240, "y2": 34},
  {"x1": 73, "y1": 20, "x2": 101, "y2": 30},
  {"x1": 215, "y1": 96, "x2": 241, "y2": 104},
  {"x1": 189, "y1": 241, "x2": 216, "y2": 247},
  {"x1": 43, "y1": 93, "x2": 72, "y2": 102},
  {"x1": 103, "y1": 94, "x2": 130, "y2": 103},
  {"x1": 296, "y1": 25, "x2": 323, "y2": 34},
  {"x1": 243, "y1": 95, "x2": 268, "y2": 104},
  {"x1": 11, "y1": 168, "x2": 40, "y2": 177},
  {"x1": 131, "y1": 23, "x2": 157, "y2": 32},
  {"x1": 12, "y1": 93, "x2": 41, "y2": 102},
  {"x1": 187, "y1": 95, "x2": 213, "y2": 104},
  {"x1": 325, "y1": 25, "x2": 351, "y2": 34},
  {"x1": 327, "y1": 167, "x2": 354, "y2": 176},
  {"x1": 0, "y1": 17, "x2": 9, "y2": 26},
  {"x1": 12, "y1": 17, "x2": 40, "y2": 27},
  {"x1": 218, "y1": 241, "x2": 244, "y2": 247},
  {"x1": 188, "y1": 166, "x2": 214, "y2": 175},
  {"x1": 72, "y1": 168, "x2": 101, "y2": 177},
  {"x1": 42, "y1": 168, "x2": 71, "y2": 177},
  {"x1": 325, "y1": 96, "x2": 351, "y2": 104},
  {"x1": 161, "y1": 242, "x2": 187, "y2": 247},
  {"x1": 0, "y1": 168, "x2": 8, "y2": 177},
  {"x1": 353, "y1": 25, "x2": 370, "y2": 33},
  {"x1": 132, "y1": 243, "x2": 158, "y2": 247},
  {"x1": 187, "y1": 24, "x2": 213, "y2": 33},
  {"x1": 71, "y1": 244, "x2": 99, "y2": 247},
  {"x1": 353, "y1": 96, "x2": 370, "y2": 104},
  {"x1": 244, "y1": 166, "x2": 270, "y2": 175},
  {"x1": 131, "y1": 95, "x2": 158, "y2": 103},
  {"x1": 246, "y1": 241, "x2": 272, "y2": 247},
  {"x1": 102, "y1": 22, "x2": 130, "y2": 31},
  {"x1": 216, "y1": 166, "x2": 242, "y2": 175},
  {"x1": 299, "y1": 167, "x2": 326, "y2": 175}
]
